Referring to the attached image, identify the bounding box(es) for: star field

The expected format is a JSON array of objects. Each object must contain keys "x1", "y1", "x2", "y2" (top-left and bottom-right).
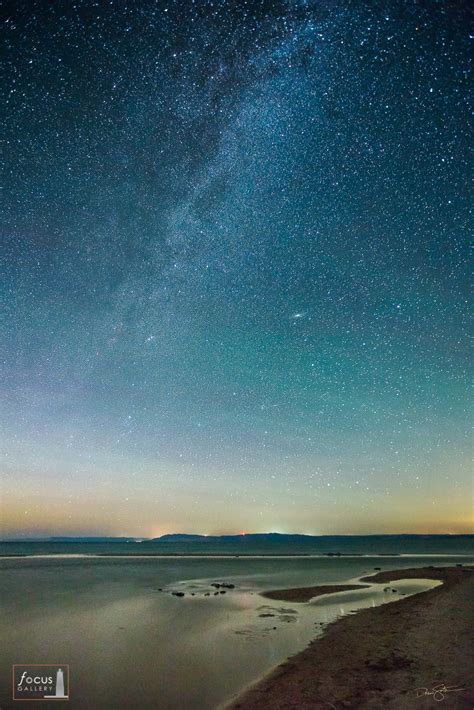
[{"x1": 1, "y1": 0, "x2": 471, "y2": 537}]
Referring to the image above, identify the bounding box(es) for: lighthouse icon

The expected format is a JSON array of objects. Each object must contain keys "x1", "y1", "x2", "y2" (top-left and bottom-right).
[
  {"x1": 45, "y1": 668, "x2": 68, "y2": 699},
  {"x1": 55, "y1": 669, "x2": 66, "y2": 698}
]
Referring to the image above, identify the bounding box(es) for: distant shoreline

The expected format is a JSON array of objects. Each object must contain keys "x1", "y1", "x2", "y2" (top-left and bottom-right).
[
  {"x1": 0, "y1": 552, "x2": 386, "y2": 558},
  {"x1": 229, "y1": 566, "x2": 474, "y2": 709},
  {"x1": 2, "y1": 552, "x2": 474, "y2": 559},
  {"x1": 0, "y1": 551, "x2": 473, "y2": 560}
]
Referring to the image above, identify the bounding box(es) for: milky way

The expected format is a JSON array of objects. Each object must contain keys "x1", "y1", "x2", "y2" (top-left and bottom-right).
[{"x1": 2, "y1": 1, "x2": 471, "y2": 537}]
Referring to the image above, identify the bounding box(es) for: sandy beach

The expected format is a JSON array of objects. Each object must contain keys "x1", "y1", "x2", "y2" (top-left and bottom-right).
[
  {"x1": 230, "y1": 566, "x2": 474, "y2": 709},
  {"x1": 1, "y1": 556, "x2": 472, "y2": 708}
]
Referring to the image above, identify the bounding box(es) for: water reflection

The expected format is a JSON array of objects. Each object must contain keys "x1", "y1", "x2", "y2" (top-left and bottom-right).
[{"x1": 0, "y1": 557, "x2": 460, "y2": 709}]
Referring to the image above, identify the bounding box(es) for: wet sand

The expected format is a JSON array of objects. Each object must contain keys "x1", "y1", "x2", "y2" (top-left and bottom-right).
[
  {"x1": 262, "y1": 583, "x2": 369, "y2": 602},
  {"x1": 230, "y1": 566, "x2": 474, "y2": 709}
]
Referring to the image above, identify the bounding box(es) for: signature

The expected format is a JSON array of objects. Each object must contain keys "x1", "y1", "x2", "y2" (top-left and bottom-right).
[{"x1": 416, "y1": 684, "x2": 465, "y2": 702}]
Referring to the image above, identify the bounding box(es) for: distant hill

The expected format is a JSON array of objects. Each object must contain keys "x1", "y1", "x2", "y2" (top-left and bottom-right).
[
  {"x1": 154, "y1": 532, "x2": 314, "y2": 543},
  {"x1": 157, "y1": 534, "x2": 208, "y2": 542}
]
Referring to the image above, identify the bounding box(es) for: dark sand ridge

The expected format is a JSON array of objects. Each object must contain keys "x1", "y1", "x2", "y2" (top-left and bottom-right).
[
  {"x1": 230, "y1": 566, "x2": 474, "y2": 709},
  {"x1": 262, "y1": 584, "x2": 370, "y2": 602}
]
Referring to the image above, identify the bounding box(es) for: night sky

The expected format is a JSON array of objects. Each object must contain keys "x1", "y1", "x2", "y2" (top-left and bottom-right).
[{"x1": 2, "y1": 1, "x2": 471, "y2": 538}]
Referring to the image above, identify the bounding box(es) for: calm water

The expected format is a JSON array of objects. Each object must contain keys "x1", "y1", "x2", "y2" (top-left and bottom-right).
[
  {"x1": 1, "y1": 549, "x2": 473, "y2": 709},
  {"x1": 1, "y1": 533, "x2": 473, "y2": 556}
]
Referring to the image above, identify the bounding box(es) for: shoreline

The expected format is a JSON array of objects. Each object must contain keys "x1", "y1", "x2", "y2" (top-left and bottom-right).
[{"x1": 229, "y1": 566, "x2": 474, "y2": 709}]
